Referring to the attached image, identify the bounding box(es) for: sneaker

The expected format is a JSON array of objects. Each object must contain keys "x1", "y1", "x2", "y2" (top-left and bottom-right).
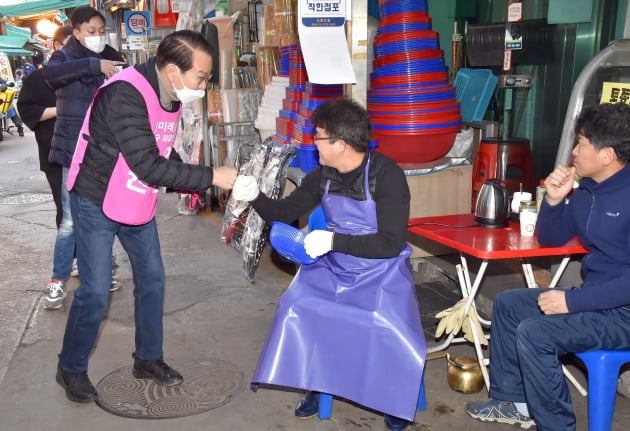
[
  {"x1": 43, "y1": 279, "x2": 66, "y2": 310},
  {"x1": 70, "y1": 259, "x2": 79, "y2": 277},
  {"x1": 56, "y1": 363, "x2": 97, "y2": 403},
  {"x1": 17, "y1": 126, "x2": 24, "y2": 137},
  {"x1": 110, "y1": 280, "x2": 122, "y2": 292},
  {"x1": 466, "y1": 399, "x2": 536, "y2": 429},
  {"x1": 132, "y1": 353, "x2": 183, "y2": 386},
  {"x1": 294, "y1": 391, "x2": 319, "y2": 420}
]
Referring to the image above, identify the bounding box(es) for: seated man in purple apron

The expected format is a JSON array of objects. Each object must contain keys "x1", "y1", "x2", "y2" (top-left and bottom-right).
[{"x1": 232, "y1": 99, "x2": 426, "y2": 431}]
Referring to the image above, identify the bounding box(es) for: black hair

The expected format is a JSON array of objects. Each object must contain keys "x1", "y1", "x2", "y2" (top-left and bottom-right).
[
  {"x1": 311, "y1": 99, "x2": 372, "y2": 152},
  {"x1": 155, "y1": 30, "x2": 216, "y2": 73},
  {"x1": 53, "y1": 25, "x2": 73, "y2": 44},
  {"x1": 70, "y1": 6, "x2": 105, "y2": 29},
  {"x1": 574, "y1": 103, "x2": 630, "y2": 163}
]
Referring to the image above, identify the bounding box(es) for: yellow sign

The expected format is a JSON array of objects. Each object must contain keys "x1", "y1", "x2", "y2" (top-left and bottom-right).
[{"x1": 600, "y1": 82, "x2": 630, "y2": 105}]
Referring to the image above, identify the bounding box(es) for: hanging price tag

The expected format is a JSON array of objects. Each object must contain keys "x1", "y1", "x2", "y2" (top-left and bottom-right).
[
  {"x1": 505, "y1": 22, "x2": 523, "y2": 50},
  {"x1": 503, "y1": 50, "x2": 512, "y2": 71},
  {"x1": 507, "y1": 2, "x2": 523, "y2": 22}
]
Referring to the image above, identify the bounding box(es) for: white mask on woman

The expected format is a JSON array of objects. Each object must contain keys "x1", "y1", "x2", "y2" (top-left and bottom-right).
[{"x1": 84, "y1": 36, "x2": 106, "y2": 54}]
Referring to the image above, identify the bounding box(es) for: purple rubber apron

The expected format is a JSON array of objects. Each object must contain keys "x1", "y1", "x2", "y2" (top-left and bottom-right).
[{"x1": 252, "y1": 156, "x2": 426, "y2": 421}]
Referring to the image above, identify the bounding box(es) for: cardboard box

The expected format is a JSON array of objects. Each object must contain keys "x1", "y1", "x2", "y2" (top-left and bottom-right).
[{"x1": 406, "y1": 164, "x2": 473, "y2": 257}]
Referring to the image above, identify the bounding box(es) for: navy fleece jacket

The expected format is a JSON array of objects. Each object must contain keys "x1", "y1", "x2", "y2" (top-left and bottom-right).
[{"x1": 537, "y1": 164, "x2": 630, "y2": 312}]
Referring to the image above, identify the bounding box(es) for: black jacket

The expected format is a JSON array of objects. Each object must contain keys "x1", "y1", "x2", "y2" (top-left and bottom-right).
[
  {"x1": 43, "y1": 36, "x2": 123, "y2": 167},
  {"x1": 16, "y1": 68, "x2": 57, "y2": 172},
  {"x1": 71, "y1": 57, "x2": 215, "y2": 206}
]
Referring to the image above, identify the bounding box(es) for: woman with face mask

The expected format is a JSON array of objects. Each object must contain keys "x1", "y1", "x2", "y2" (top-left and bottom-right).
[{"x1": 41, "y1": 6, "x2": 126, "y2": 312}]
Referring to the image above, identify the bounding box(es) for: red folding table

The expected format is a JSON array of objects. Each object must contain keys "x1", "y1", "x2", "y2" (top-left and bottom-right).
[{"x1": 408, "y1": 213, "x2": 588, "y2": 392}]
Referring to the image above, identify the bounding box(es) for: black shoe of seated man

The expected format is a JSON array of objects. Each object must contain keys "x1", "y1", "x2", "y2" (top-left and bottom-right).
[
  {"x1": 17, "y1": 126, "x2": 24, "y2": 137},
  {"x1": 295, "y1": 391, "x2": 320, "y2": 419},
  {"x1": 56, "y1": 363, "x2": 98, "y2": 403},
  {"x1": 384, "y1": 414, "x2": 410, "y2": 431},
  {"x1": 132, "y1": 353, "x2": 183, "y2": 386}
]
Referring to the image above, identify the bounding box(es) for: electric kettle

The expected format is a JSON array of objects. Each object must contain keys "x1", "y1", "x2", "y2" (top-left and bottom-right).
[{"x1": 474, "y1": 178, "x2": 509, "y2": 228}]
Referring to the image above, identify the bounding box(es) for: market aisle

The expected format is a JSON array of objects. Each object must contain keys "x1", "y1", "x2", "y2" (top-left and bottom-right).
[{"x1": 0, "y1": 132, "x2": 626, "y2": 430}]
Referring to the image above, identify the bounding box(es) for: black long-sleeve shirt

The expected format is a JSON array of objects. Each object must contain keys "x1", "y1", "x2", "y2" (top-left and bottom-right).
[{"x1": 251, "y1": 151, "x2": 410, "y2": 259}]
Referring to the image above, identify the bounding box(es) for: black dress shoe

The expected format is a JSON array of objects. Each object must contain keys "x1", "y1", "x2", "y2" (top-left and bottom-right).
[
  {"x1": 132, "y1": 353, "x2": 183, "y2": 386},
  {"x1": 56, "y1": 363, "x2": 97, "y2": 403},
  {"x1": 295, "y1": 391, "x2": 319, "y2": 419},
  {"x1": 384, "y1": 414, "x2": 410, "y2": 431}
]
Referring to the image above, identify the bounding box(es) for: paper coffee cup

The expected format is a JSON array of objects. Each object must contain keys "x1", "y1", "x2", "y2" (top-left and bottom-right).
[
  {"x1": 520, "y1": 211, "x2": 538, "y2": 237},
  {"x1": 511, "y1": 192, "x2": 533, "y2": 213}
]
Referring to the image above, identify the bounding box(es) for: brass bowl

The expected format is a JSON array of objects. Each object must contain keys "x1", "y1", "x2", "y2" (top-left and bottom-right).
[{"x1": 446, "y1": 353, "x2": 484, "y2": 394}]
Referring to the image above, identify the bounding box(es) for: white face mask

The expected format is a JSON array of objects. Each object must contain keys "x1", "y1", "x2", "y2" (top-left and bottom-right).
[
  {"x1": 84, "y1": 36, "x2": 106, "y2": 54},
  {"x1": 172, "y1": 68, "x2": 206, "y2": 104}
]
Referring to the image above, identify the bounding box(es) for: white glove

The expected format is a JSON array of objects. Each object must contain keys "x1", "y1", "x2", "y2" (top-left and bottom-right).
[
  {"x1": 303, "y1": 230, "x2": 334, "y2": 259},
  {"x1": 231, "y1": 175, "x2": 259, "y2": 202}
]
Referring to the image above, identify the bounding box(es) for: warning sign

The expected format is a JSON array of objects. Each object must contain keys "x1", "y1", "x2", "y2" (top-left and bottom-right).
[{"x1": 600, "y1": 82, "x2": 630, "y2": 105}]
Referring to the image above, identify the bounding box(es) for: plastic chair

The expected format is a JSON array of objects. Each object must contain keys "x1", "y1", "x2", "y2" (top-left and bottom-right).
[
  {"x1": 317, "y1": 374, "x2": 427, "y2": 420},
  {"x1": 575, "y1": 350, "x2": 630, "y2": 431}
]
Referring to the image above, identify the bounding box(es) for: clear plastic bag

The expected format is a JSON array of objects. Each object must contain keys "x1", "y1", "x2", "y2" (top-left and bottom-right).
[
  {"x1": 221, "y1": 137, "x2": 296, "y2": 281},
  {"x1": 221, "y1": 138, "x2": 272, "y2": 250}
]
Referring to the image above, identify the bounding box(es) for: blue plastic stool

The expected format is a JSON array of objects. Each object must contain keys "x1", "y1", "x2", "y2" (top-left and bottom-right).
[
  {"x1": 307, "y1": 206, "x2": 327, "y2": 232},
  {"x1": 575, "y1": 350, "x2": 630, "y2": 431},
  {"x1": 317, "y1": 374, "x2": 427, "y2": 420}
]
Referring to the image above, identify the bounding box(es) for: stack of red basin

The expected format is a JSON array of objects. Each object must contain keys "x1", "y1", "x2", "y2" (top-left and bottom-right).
[{"x1": 369, "y1": 0, "x2": 461, "y2": 163}]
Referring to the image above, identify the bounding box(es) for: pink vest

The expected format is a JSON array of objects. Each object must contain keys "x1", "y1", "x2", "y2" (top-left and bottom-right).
[{"x1": 68, "y1": 67, "x2": 181, "y2": 225}]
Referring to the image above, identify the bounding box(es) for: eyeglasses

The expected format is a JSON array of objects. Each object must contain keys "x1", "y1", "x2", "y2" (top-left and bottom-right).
[
  {"x1": 314, "y1": 136, "x2": 340, "y2": 142},
  {"x1": 184, "y1": 70, "x2": 212, "y2": 86}
]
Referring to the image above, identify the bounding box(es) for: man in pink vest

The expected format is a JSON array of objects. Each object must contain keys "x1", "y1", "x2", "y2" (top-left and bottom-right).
[{"x1": 55, "y1": 30, "x2": 237, "y2": 403}]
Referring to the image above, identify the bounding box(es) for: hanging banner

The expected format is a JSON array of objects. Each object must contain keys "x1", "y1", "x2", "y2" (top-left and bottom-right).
[
  {"x1": 297, "y1": 0, "x2": 356, "y2": 84},
  {"x1": 0, "y1": 53, "x2": 13, "y2": 82}
]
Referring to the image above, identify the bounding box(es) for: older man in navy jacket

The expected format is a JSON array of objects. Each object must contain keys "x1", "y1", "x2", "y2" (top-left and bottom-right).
[{"x1": 466, "y1": 102, "x2": 630, "y2": 431}]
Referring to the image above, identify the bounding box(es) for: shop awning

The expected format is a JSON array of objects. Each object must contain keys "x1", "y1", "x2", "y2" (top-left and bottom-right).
[
  {"x1": 0, "y1": 0, "x2": 89, "y2": 18},
  {"x1": 0, "y1": 47, "x2": 33, "y2": 56},
  {"x1": 0, "y1": 35, "x2": 28, "y2": 48},
  {"x1": 0, "y1": 34, "x2": 31, "y2": 57},
  {"x1": 26, "y1": 42, "x2": 48, "y2": 51},
  {"x1": 6, "y1": 23, "x2": 31, "y2": 38}
]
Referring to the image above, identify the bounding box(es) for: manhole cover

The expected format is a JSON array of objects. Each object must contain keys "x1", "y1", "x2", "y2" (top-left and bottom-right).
[
  {"x1": 95, "y1": 359, "x2": 244, "y2": 419},
  {"x1": 0, "y1": 193, "x2": 53, "y2": 204}
]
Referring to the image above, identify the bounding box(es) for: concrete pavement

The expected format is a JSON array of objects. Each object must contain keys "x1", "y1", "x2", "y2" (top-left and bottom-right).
[{"x1": 1, "y1": 131, "x2": 629, "y2": 430}]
